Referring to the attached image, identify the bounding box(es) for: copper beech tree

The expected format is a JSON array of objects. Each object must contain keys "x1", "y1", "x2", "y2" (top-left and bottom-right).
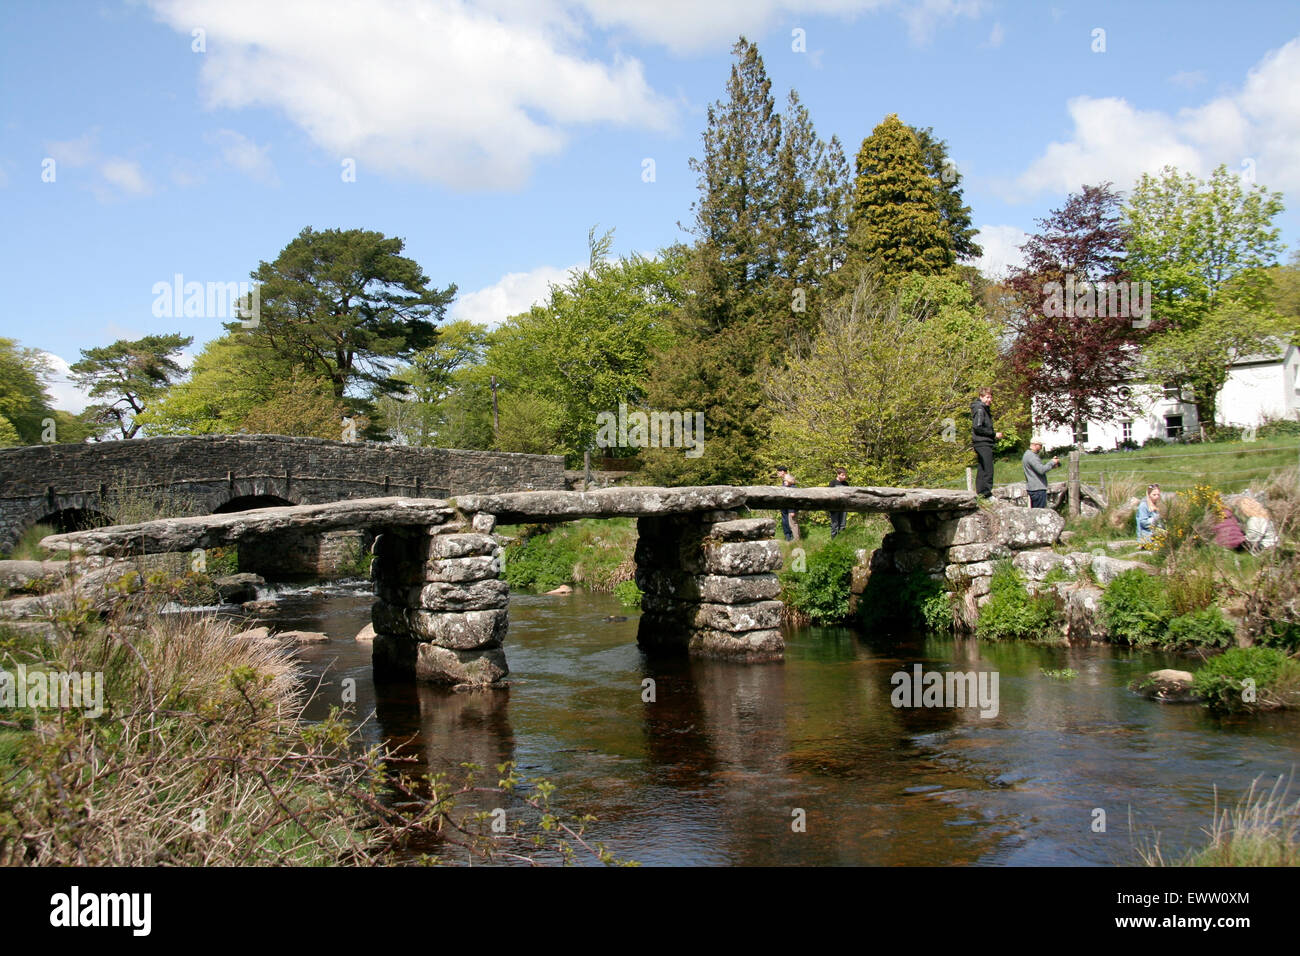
[{"x1": 1004, "y1": 183, "x2": 1147, "y2": 441}]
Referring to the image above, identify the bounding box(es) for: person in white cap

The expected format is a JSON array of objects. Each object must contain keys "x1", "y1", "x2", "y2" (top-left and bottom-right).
[{"x1": 1022, "y1": 438, "x2": 1060, "y2": 509}]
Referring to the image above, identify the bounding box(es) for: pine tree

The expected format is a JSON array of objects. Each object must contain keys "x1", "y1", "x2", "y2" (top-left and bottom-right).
[
  {"x1": 846, "y1": 114, "x2": 953, "y2": 282},
  {"x1": 911, "y1": 126, "x2": 981, "y2": 261}
]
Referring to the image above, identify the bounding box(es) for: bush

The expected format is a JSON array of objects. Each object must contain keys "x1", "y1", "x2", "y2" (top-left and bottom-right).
[
  {"x1": 502, "y1": 532, "x2": 580, "y2": 592},
  {"x1": 1191, "y1": 646, "x2": 1300, "y2": 713},
  {"x1": 1244, "y1": 557, "x2": 1300, "y2": 651},
  {"x1": 613, "y1": 580, "x2": 642, "y2": 609},
  {"x1": 975, "y1": 561, "x2": 1061, "y2": 641},
  {"x1": 1102, "y1": 569, "x2": 1173, "y2": 645},
  {"x1": 781, "y1": 539, "x2": 856, "y2": 625},
  {"x1": 1258, "y1": 418, "x2": 1300, "y2": 439},
  {"x1": 1166, "y1": 607, "x2": 1236, "y2": 648}
]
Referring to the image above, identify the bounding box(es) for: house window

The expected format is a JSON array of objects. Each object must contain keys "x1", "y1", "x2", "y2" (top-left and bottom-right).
[
  {"x1": 1121, "y1": 420, "x2": 1133, "y2": 442},
  {"x1": 1163, "y1": 383, "x2": 1181, "y2": 400},
  {"x1": 1073, "y1": 422, "x2": 1089, "y2": 445},
  {"x1": 1165, "y1": 414, "x2": 1183, "y2": 439}
]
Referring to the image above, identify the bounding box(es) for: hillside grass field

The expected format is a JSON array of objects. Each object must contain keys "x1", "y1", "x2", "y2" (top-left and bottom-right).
[{"x1": 974, "y1": 439, "x2": 1300, "y2": 496}]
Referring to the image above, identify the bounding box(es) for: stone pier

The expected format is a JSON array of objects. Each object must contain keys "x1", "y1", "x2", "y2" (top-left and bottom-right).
[
  {"x1": 868, "y1": 503, "x2": 1064, "y2": 631},
  {"x1": 370, "y1": 512, "x2": 510, "y2": 687},
  {"x1": 635, "y1": 511, "x2": 785, "y2": 661}
]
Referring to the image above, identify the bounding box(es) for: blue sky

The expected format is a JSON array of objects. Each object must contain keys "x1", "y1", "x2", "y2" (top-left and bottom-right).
[{"x1": 3, "y1": 0, "x2": 1299, "y2": 411}]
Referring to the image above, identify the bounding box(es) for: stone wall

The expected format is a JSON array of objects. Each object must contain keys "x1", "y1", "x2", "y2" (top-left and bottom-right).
[
  {"x1": 0, "y1": 435, "x2": 566, "y2": 554},
  {"x1": 634, "y1": 511, "x2": 785, "y2": 661},
  {"x1": 867, "y1": 503, "x2": 1065, "y2": 631}
]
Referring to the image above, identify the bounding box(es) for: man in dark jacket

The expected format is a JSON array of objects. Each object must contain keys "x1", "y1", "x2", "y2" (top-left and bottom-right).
[
  {"x1": 971, "y1": 386, "x2": 1001, "y2": 498},
  {"x1": 827, "y1": 467, "x2": 849, "y2": 538}
]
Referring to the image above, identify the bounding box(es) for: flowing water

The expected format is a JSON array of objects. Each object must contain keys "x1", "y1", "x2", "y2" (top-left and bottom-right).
[{"x1": 231, "y1": 581, "x2": 1300, "y2": 866}]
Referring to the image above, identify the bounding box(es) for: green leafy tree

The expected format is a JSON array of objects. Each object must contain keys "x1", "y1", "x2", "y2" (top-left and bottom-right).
[
  {"x1": 764, "y1": 270, "x2": 998, "y2": 485},
  {"x1": 1125, "y1": 165, "x2": 1286, "y2": 427},
  {"x1": 248, "y1": 227, "x2": 456, "y2": 403},
  {"x1": 482, "y1": 231, "x2": 685, "y2": 463},
  {"x1": 240, "y1": 369, "x2": 352, "y2": 440},
  {"x1": 69, "y1": 333, "x2": 192, "y2": 439},
  {"x1": 845, "y1": 114, "x2": 953, "y2": 282},
  {"x1": 375, "y1": 320, "x2": 488, "y2": 446},
  {"x1": 137, "y1": 332, "x2": 296, "y2": 435},
  {"x1": 0, "y1": 338, "x2": 55, "y2": 445}
]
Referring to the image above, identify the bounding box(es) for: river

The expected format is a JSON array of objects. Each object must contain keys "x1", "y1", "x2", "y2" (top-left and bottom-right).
[{"x1": 229, "y1": 581, "x2": 1300, "y2": 866}]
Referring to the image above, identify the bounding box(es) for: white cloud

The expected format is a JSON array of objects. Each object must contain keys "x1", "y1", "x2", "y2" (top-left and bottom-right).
[
  {"x1": 44, "y1": 132, "x2": 98, "y2": 168},
  {"x1": 1168, "y1": 69, "x2": 1206, "y2": 90},
  {"x1": 449, "y1": 263, "x2": 580, "y2": 327},
  {"x1": 148, "y1": 0, "x2": 675, "y2": 190},
  {"x1": 896, "y1": 0, "x2": 984, "y2": 45},
  {"x1": 973, "y1": 224, "x2": 1026, "y2": 280},
  {"x1": 39, "y1": 353, "x2": 91, "y2": 414},
  {"x1": 206, "y1": 129, "x2": 278, "y2": 185},
  {"x1": 1016, "y1": 35, "x2": 1300, "y2": 196},
  {"x1": 99, "y1": 159, "x2": 151, "y2": 196}
]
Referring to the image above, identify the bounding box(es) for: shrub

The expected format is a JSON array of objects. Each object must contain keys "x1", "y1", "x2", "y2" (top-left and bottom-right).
[
  {"x1": 1102, "y1": 569, "x2": 1173, "y2": 645},
  {"x1": 975, "y1": 562, "x2": 1061, "y2": 641},
  {"x1": 1191, "y1": 646, "x2": 1300, "y2": 713},
  {"x1": 502, "y1": 532, "x2": 580, "y2": 592},
  {"x1": 1166, "y1": 607, "x2": 1236, "y2": 648},
  {"x1": 1258, "y1": 418, "x2": 1300, "y2": 439},
  {"x1": 781, "y1": 539, "x2": 856, "y2": 625},
  {"x1": 1244, "y1": 556, "x2": 1300, "y2": 651},
  {"x1": 613, "y1": 580, "x2": 642, "y2": 609}
]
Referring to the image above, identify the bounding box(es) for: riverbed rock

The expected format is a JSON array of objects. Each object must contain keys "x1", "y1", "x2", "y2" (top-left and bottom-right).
[
  {"x1": 242, "y1": 598, "x2": 278, "y2": 614},
  {"x1": 1090, "y1": 554, "x2": 1155, "y2": 585},
  {"x1": 355, "y1": 623, "x2": 376, "y2": 643},
  {"x1": 545, "y1": 584, "x2": 574, "y2": 595},
  {"x1": 1133, "y1": 669, "x2": 1198, "y2": 703},
  {"x1": 231, "y1": 626, "x2": 273, "y2": 642},
  {"x1": 214, "y1": 572, "x2": 265, "y2": 604},
  {"x1": 277, "y1": 629, "x2": 331, "y2": 644}
]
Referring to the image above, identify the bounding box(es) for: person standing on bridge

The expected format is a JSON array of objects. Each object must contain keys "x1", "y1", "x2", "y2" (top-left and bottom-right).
[
  {"x1": 1021, "y1": 439, "x2": 1059, "y2": 509},
  {"x1": 971, "y1": 386, "x2": 1002, "y2": 499},
  {"x1": 827, "y1": 467, "x2": 849, "y2": 538},
  {"x1": 775, "y1": 466, "x2": 800, "y2": 542}
]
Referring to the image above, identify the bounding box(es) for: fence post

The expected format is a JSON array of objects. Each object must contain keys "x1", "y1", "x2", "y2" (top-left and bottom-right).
[{"x1": 1068, "y1": 450, "x2": 1081, "y2": 517}]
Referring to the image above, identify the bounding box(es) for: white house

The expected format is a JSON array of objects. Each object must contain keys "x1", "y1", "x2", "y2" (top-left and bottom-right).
[{"x1": 1035, "y1": 341, "x2": 1300, "y2": 450}]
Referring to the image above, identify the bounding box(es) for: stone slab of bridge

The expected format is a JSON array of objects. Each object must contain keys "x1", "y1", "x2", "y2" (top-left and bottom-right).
[{"x1": 39, "y1": 484, "x2": 1067, "y2": 689}]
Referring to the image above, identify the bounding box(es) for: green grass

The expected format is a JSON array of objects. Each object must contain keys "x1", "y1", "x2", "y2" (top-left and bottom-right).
[
  {"x1": 975, "y1": 439, "x2": 1300, "y2": 495},
  {"x1": 1, "y1": 523, "x2": 66, "y2": 562},
  {"x1": 499, "y1": 517, "x2": 638, "y2": 593}
]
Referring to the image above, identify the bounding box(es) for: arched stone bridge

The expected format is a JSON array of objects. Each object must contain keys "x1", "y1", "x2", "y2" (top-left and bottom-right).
[
  {"x1": 0, "y1": 435, "x2": 565, "y2": 574},
  {"x1": 42, "y1": 484, "x2": 1065, "y2": 688}
]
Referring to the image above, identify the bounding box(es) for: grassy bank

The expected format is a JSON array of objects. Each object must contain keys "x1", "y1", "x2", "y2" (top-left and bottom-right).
[
  {"x1": 1142, "y1": 774, "x2": 1300, "y2": 866},
  {"x1": 499, "y1": 518, "x2": 638, "y2": 593},
  {"x1": 981, "y1": 438, "x2": 1300, "y2": 495}
]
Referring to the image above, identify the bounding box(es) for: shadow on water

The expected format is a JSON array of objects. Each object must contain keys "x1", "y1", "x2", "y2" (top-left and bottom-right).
[{"x1": 232, "y1": 581, "x2": 1300, "y2": 866}]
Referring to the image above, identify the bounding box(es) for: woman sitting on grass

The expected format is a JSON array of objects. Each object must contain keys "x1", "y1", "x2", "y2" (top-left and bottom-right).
[{"x1": 1136, "y1": 484, "x2": 1163, "y2": 543}]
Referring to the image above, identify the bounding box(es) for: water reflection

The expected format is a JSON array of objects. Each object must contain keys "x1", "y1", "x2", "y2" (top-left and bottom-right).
[{"x1": 229, "y1": 582, "x2": 1300, "y2": 866}]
